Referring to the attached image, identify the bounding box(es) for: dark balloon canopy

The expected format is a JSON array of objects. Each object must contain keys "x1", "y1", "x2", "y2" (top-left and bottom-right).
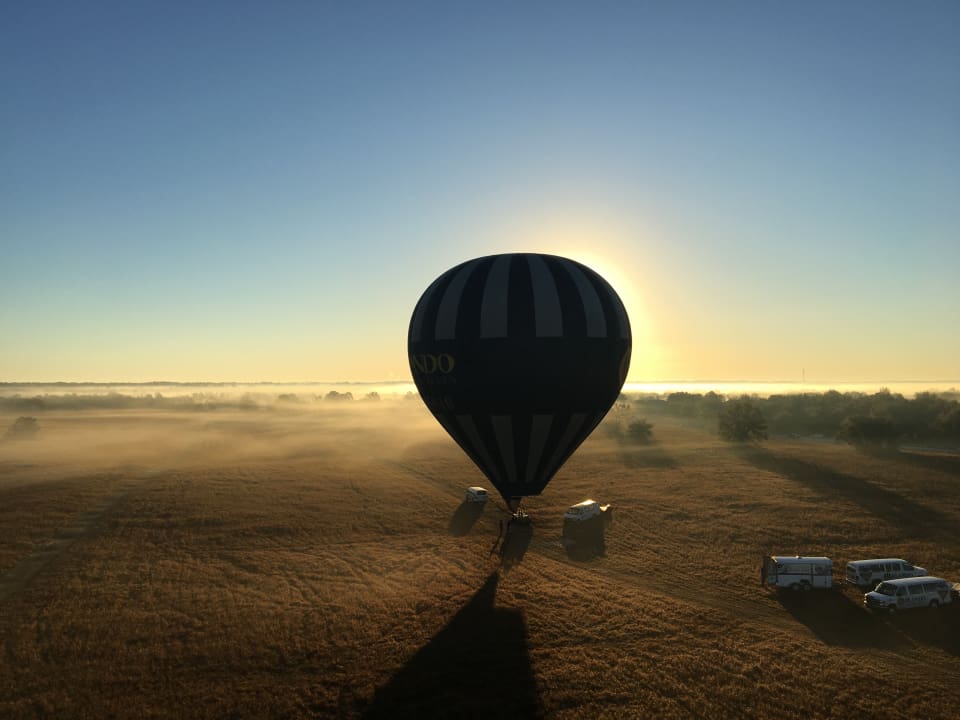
[{"x1": 408, "y1": 253, "x2": 632, "y2": 510}]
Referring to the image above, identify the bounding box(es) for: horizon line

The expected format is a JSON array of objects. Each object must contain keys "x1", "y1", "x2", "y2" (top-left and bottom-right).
[{"x1": 2, "y1": 379, "x2": 959, "y2": 387}]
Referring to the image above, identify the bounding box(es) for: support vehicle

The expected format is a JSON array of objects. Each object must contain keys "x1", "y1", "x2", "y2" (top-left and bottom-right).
[
  {"x1": 864, "y1": 576, "x2": 953, "y2": 613},
  {"x1": 563, "y1": 499, "x2": 611, "y2": 523},
  {"x1": 764, "y1": 556, "x2": 833, "y2": 591},
  {"x1": 464, "y1": 486, "x2": 488, "y2": 503},
  {"x1": 845, "y1": 558, "x2": 927, "y2": 589}
]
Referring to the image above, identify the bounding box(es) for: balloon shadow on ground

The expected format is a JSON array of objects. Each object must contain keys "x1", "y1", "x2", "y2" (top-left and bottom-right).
[
  {"x1": 448, "y1": 502, "x2": 484, "y2": 536},
  {"x1": 738, "y1": 446, "x2": 948, "y2": 537},
  {"x1": 362, "y1": 572, "x2": 542, "y2": 719},
  {"x1": 775, "y1": 588, "x2": 910, "y2": 649}
]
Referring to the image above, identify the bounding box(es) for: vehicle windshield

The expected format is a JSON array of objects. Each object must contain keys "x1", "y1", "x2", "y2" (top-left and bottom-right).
[{"x1": 875, "y1": 582, "x2": 897, "y2": 596}]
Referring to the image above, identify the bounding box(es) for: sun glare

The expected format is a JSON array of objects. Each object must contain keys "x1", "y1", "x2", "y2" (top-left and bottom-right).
[{"x1": 511, "y1": 216, "x2": 664, "y2": 381}]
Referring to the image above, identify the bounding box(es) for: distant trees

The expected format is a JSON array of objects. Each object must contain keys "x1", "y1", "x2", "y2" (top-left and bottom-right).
[
  {"x1": 664, "y1": 392, "x2": 701, "y2": 417},
  {"x1": 4, "y1": 416, "x2": 39, "y2": 439},
  {"x1": 601, "y1": 413, "x2": 655, "y2": 444},
  {"x1": 620, "y1": 388, "x2": 960, "y2": 448},
  {"x1": 837, "y1": 416, "x2": 899, "y2": 450},
  {"x1": 718, "y1": 397, "x2": 768, "y2": 443},
  {"x1": 324, "y1": 390, "x2": 354, "y2": 401},
  {"x1": 937, "y1": 405, "x2": 960, "y2": 438}
]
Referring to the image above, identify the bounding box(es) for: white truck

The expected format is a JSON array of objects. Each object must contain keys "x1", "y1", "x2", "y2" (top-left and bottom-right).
[
  {"x1": 764, "y1": 556, "x2": 833, "y2": 591},
  {"x1": 845, "y1": 558, "x2": 927, "y2": 589},
  {"x1": 864, "y1": 576, "x2": 953, "y2": 613}
]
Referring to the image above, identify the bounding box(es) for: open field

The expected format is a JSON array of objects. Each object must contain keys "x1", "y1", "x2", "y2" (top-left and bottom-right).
[{"x1": 1, "y1": 403, "x2": 959, "y2": 718}]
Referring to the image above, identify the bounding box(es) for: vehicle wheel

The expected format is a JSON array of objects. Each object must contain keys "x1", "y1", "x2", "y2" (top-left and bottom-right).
[
  {"x1": 887, "y1": 606, "x2": 897, "y2": 615},
  {"x1": 790, "y1": 583, "x2": 801, "y2": 592},
  {"x1": 929, "y1": 600, "x2": 939, "y2": 609},
  {"x1": 801, "y1": 582, "x2": 812, "y2": 592}
]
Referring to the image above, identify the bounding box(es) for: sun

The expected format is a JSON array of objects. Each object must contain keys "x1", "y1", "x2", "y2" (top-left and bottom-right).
[{"x1": 507, "y1": 218, "x2": 663, "y2": 381}]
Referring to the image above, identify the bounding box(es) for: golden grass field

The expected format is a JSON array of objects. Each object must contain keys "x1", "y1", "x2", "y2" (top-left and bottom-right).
[{"x1": 1, "y1": 401, "x2": 959, "y2": 718}]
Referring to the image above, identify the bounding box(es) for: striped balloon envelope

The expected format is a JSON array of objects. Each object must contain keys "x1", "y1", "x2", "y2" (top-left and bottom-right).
[{"x1": 408, "y1": 253, "x2": 631, "y2": 512}]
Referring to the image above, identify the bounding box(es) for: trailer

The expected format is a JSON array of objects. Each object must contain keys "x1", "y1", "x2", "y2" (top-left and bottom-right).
[{"x1": 763, "y1": 555, "x2": 833, "y2": 591}]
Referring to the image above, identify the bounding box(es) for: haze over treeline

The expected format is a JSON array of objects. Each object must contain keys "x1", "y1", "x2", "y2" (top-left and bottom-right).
[
  {"x1": 619, "y1": 389, "x2": 960, "y2": 447},
  {"x1": 0, "y1": 389, "x2": 398, "y2": 413},
  {"x1": 4, "y1": 386, "x2": 959, "y2": 450}
]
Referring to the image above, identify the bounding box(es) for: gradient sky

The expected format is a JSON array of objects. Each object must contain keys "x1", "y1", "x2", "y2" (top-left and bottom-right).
[{"x1": 2, "y1": 1, "x2": 958, "y2": 383}]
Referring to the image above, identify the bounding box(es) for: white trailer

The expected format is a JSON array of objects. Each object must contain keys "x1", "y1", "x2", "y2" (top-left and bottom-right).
[
  {"x1": 563, "y1": 499, "x2": 610, "y2": 522},
  {"x1": 764, "y1": 555, "x2": 833, "y2": 591}
]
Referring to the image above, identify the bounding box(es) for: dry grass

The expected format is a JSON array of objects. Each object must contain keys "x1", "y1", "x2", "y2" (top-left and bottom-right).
[{"x1": 1, "y1": 405, "x2": 958, "y2": 718}]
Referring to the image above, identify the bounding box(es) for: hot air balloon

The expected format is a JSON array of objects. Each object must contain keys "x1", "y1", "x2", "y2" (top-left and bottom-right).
[{"x1": 408, "y1": 253, "x2": 632, "y2": 516}]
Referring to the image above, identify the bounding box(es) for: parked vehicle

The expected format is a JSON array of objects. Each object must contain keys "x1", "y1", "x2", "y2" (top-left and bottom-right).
[
  {"x1": 764, "y1": 556, "x2": 833, "y2": 591},
  {"x1": 464, "y1": 486, "x2": 489, "y2": 503},
  {"x1": 563, "y1": 499, "x2": 611, "y2": 523},
  {"x1": 864, "y1": 576, "x2": 953, "y2": 613},
  {"x1": 846, "y1": 558, "x2": 927, "y2": 588},
  {"x1": 562, "y1": 500, "x2": 612, "y2": 556}
]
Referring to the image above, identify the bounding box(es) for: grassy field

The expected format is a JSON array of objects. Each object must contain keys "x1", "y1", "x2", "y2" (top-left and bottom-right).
[{"x1": 1, "y1": 403, "x2": 959, "y2": 718}]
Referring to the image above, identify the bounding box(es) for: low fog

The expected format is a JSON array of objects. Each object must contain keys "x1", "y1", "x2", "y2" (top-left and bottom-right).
[
  {"x1": 5, "y1": 386, "x2": 958, "y2": 484},
  {"x1": 0, "y1": 393, "x2": 448, "y2": 480}
]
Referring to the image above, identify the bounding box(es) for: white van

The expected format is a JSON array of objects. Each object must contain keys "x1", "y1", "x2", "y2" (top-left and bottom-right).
[
  {"x1": 846, "y1": 558, "x2": 927, "y2": 589},
  {"x1": 764, "y1": 556, "x2": 833, "y2": 590},
  {"x1": 864, "y1": 576, "x2": 953, "y2": 613},
  {"x1": 563, "y1": 499, "x2": 610, "y2": 522},
  {"x1": 464, "y1": 486, "x2": 488, "y2": 503}
]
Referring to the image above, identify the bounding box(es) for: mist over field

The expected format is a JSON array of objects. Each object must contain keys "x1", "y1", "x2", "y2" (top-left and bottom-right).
[
  {"x1": 3, "y1": 383, "x2": 958, "y2": 473},
  {"x1": 2, "y1": 387, "x2": 960, "y2": 717},
  {"x1": 0, "y1": 397, "x2": 444, "y2": 480},
  {"x1": 2, "y1": 391, "x2": 959, "y2": 718}
]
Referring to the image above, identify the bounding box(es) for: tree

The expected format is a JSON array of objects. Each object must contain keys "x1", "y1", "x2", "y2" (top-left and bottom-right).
[
  {"x1": 718, "y1": 397, "x2": 767, "y2": 442},
  {"x1": 935, "y1": 405, "x2": 960, "y2": 442},
  {"x1": 5, "y1": 416, "x2": 39, "y2": 439},
  {"x1": 837, "y1": 415, "x2": 899, "y2": 450},
  {"x1": 665, "y1": 392, "x2": 700, "y2": 417},
  {"x1": 626, "y1": 419, "x2": 654, "y2": 444},
  {"x1": 325, "y1": 390, "x2": 354, "y2": 401}
]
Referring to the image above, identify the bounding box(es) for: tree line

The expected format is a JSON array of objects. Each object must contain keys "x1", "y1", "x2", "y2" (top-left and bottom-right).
[{"x1": 619, "y1": 389, "x2": 960, "y2": 448}]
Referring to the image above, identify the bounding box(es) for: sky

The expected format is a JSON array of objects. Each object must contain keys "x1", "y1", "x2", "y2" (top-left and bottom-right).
[{"x1": 2, "y1": 1, "x2": 958, "y2": 384}]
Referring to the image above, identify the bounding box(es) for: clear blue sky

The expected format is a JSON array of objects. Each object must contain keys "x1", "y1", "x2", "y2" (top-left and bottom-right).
[{"x1": 2, "y1": 1, "x2": 958, "y2": 382}]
